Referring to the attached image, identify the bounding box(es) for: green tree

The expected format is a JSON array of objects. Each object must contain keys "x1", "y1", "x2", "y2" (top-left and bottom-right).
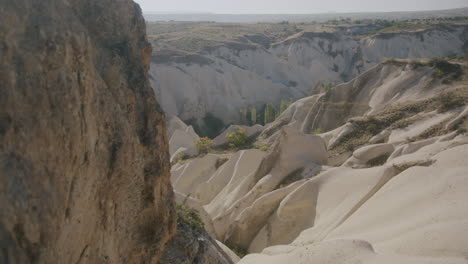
[
  {"x1": 250, "y1": 107, "x2": 257, "y2": 125},
  {"x1": 264, "y1": 103, "x2": 276, "y2": 124},
  {"x1": 279, "y1": 99, "x2": 293, "y2": 115},
  {"x1": 239, "y1": 108, "x2": 247, "y2": 125},
  {"x1": 203, "y1": 113, "x2": 225, "y2": 138}
]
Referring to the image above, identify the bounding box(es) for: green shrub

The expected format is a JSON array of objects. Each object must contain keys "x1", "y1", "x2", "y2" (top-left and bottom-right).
[
  {"x1": 320, "y1": 83, "x2": 335, "y2": 92},
  {"x1": 279, "y1": 99, "x2": 293, "y2": 115},
  {"x1": 311, "y1": 128, "x2": 323, "y2": 134},
  {"x1": 259, "y1": 145, "x2": 269, "y2": 151},
  {"x1": 263, "y1": 103, "x2": 277, "y2": 124},
  {"x1": 174, "y1": 152, "x2": 188, "y2": 163},
  {"x1": 195, "y1": 137, "x2": 213, "y2": 154},
  {"x1": 254, "y1": 143, "x2": 269, "y2": 151},
  {"x1": 215, "y1": 156, "x2": 229, "y2": 169},
  {"x1": 228, "y1": 245, "x2": 248, "y2": 258},
  {"x1": 176, "y1": 204, "x2": 204, "y2": 234},
  {"x1": 226, "y1": 126, "x2": 249, "y2": 149}
]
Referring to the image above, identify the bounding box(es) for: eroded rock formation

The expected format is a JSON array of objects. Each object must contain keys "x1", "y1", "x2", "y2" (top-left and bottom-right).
[
  {"x1": 151, "y1": 25, "x2": 468, "y2": 125},
  {"x1": 0, "y1": 0, "x2": 175, "y2": 263},
  {"x1": 169, "y1": 59, "x2": 468, "y2": 263}
]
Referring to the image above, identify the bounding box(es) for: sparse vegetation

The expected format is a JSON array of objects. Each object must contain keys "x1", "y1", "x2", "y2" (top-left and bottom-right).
[
  {"x1": 203, "y1": 113, "x2": 226, "y2": 138},
  {"x1": 196, "y1": 137, "x2": 213, "y2": 154},
  {"x1": 254, "y1": 143, "x2": 269, "y2": 151},
  {"x1": 409, "y1": 119, "x2": 451, "y2": 142},
  {"x1": 176, "y1": 204, "x2": 205, "y2": 235},
  {"x1": 429, "y1": 58, "x2": 463, "y2": 82},
  {"x1": 457, "y1": 126, "x2": 467, "y2": 134},
  {"x1": 240, "y1": 100, "x2": 292, "y2": 126},
  {"x1": 455, "y1": 117, "x2": 468, "y2": 134},
  {"x1": 264, "y1": 103, "x2": 277, "y2": 124},
  {"x1": 436, "y1": 91, "x2": 466, "y2": 112},
  {"x1": 330, "y1": 84, "x2": 468, "y2": 155},
  {"x1": 277, "y1": 168, "x2": 304, "y2": 189},
  {"x1": 367, "y1": 154, "x2": 390, "y2": 167},
  {"x1": 384, "y1": 58, "x2": 463, "y2": 84},
  {"x1": 320, "y1": 83, "x2": 335, "y2": 92},
  {"x1": 226, "y1": 127, "x2": 249, "y2": 149},
  {"x1": 279, "y1": 99, "x2": 293, "y2": 115},
  {"x1": 392, "y1": 160, "x2": 434, "y2": 174},
  {"x1": 311, "y1": 128, "x2": 323, "y2": 134},
  {"x1": 228, "y1": 245, "x2": 248, "y2": 258},
  {"x1": 390, "y1": 113, "x2": 429, "y2": 129},
  {"x1": 174, "y1": 152, "x2": 188, "y2": 163},
  {"x1": 215, "y1": 156, "x2": 229, "y2": 169}
]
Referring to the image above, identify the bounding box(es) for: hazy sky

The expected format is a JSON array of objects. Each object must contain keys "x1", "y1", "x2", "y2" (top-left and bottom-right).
[{"x1": 134, "y1": 0, "x2": 468, "y2": 14}]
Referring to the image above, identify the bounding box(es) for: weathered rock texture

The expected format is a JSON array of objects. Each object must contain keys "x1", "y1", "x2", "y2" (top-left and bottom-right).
[
  {"x1": 151, "y1": 25, "x2": 468, "y2": 125},
  {"x1": 259, "y1": 60, "x2": 464, "y2": 143},
  {"x1": 159, "y1": 213, "x2": 235, "y2": 264},
  {"x1": 167, "y1": 116, "x2": 200, "y2": 161},
  {"x1": 0, "y1": 0, "x2": 175, "y2": 263},
  {"x1": 170, "y1": 60, "x2": 468, "y2": 263}
]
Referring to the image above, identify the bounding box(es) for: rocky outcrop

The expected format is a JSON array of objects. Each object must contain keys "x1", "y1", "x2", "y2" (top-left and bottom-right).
[
  {"x1": 168, "y1": 116, "x2": 200, "y2": 161},
  {"x1": 239, "y1": 139, "x2": 468, "y2": 264},
  {"x1": 172, "y1": 127, "x2": 329, "y2": 251},
  {"x1": 159, "y1": 206, "x2": 235, "y2": 264},
  {"x1": 0, "y1": 0, "x2": 175, "y2": 263},
  {"x1": 271, "y1": 27, "x2": 467, "y2": 82},
  {"x1": 258, "y1": 60, "x2": 463, "y2": 142},
  {"x1": 168, "y1": 60, "x2": 468, "y2": 263},
  {"x1": 151, "y1": 26, "x2": 468, "y2": 125}
]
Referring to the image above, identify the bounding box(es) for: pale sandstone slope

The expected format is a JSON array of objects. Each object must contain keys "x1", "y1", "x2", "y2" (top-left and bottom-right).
[
  {"x1": 259, "y1": 60, "x2": 462, "y2": 142},
  {"x1": 169, "y1": 60, "x2": 468, "y2": 263},
  {"x1": 240, "y1": 140, "x2": 468, "y2": 264},
  {"x1": 167, "y1": 116, "x2": 200, "y2": 161}
]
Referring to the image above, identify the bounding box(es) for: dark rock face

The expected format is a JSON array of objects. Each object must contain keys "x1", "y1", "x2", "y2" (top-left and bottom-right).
[{"x1": 0, "y1": 0, "x2": 175, "y2": 263}]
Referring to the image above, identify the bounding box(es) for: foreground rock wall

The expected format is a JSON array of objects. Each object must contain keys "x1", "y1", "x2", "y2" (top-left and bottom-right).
[{"x1": 0, "y1": 0, "x2": 175, "y2": 263}]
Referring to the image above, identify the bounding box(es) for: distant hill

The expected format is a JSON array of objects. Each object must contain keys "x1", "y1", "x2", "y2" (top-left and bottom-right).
[{"x1": 144, "y1": 7, "x2": 468, "y2": 23}]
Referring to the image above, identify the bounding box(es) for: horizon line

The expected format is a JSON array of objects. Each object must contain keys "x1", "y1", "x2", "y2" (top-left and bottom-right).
[{"x1": 142, "y1": 6, "x2": 468, "y2": 16}]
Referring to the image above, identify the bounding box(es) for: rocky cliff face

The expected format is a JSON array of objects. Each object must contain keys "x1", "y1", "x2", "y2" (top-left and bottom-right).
[
  {"x1": 151, "y1": 25, "x2": 468, "y2": 126},
  {"x1": 0, "y1": 0, "x2": 175, "y2": 263}
]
